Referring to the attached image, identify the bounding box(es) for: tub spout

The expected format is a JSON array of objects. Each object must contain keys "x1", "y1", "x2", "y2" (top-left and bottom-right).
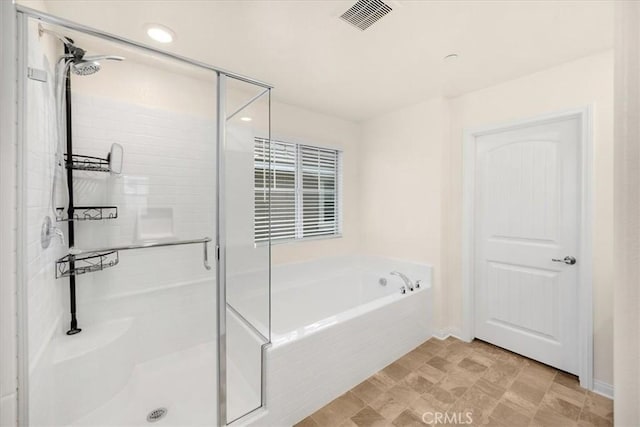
[{"x1": 390, "y1": 271, "x2": 414, "y2": 291}]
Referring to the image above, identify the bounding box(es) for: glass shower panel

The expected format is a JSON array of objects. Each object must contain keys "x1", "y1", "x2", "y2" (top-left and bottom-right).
[
  {"x1": 21, "y1": 17, "x2": 218, "y2": 427},
  {"x1": 222, "y1": 75, "x2": 271, "y2": 423}
]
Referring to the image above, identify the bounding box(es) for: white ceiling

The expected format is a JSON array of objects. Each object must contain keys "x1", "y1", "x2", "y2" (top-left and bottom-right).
[{"x1": 31, "y1": 0, "x2": 613, "y2": 121}]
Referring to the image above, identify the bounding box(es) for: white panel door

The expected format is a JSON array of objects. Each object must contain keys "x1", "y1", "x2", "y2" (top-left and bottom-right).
[{"x1": 474, "y1": 116, "x2": 579, "y2": 374}]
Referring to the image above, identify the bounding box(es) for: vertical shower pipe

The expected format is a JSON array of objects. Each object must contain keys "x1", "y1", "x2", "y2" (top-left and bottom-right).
[
  {"x1": 64, "y1": 42, "x2": 81, "y2": 335},
  {"x1": 216, "y1": 72, "x2": 228, "y2": 426}
]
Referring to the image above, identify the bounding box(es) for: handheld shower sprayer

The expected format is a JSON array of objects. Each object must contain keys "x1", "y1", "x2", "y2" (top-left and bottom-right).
[{"x1": 39, "y1": 24, "x2": 125, "y2": 223}]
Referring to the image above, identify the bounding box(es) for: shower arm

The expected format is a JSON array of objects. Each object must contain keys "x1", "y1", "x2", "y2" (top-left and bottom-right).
[
  {"x1": 39, "y1": 24, "x2": 73, "y2": 47},
  {"x1": 68, "y1": 237, "x2": 213, "y2": 270}
]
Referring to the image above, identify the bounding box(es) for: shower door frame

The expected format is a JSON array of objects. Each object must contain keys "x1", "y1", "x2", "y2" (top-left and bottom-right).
[{"x1": 13, "y1": 5, "x2": 272, "y2": 426}]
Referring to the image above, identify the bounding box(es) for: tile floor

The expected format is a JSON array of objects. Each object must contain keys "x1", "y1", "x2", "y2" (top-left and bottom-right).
[{"x1": 295, "y1": 338, "x2": 613, "y2": 427}]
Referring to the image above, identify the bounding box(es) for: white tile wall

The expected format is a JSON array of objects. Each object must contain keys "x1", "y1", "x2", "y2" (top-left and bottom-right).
[
  {"x1": 69, "y1": 94, "x2": 216, "y2": 303},
  {"x1": 23, "y1": 19, "x2": 67, "y2": 370}
]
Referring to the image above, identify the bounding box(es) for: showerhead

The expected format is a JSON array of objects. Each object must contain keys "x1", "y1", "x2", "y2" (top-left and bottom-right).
[
  {"x1": 72, "y1": 60, "x2": 101, "y2": 76},
  {"x1": 71, "y1": 55, "x2": 125, "y2": 76},
  {"x1": 40, "y1": 25, "x2": 125, "y2": 75}
]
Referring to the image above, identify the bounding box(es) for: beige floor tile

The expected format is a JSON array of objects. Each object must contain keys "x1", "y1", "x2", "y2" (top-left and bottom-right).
[
  {"x1": 521, "y1": 361, "x2": 558, "y2": 384},
  {"x1": 417, "y1": 339, "x2": 446, "y2": 355},
  {"x1": 531, "y1": 408, "x2": 577, "y2": 427},
  {"x1": 417, "y1": 363, "x2": 447, "y2": 384},
  {"x1": 509, "y1": 379, "x2": 547, "y2": 405},
  {"x1": 370, "y1": 392, "x2": 409, "y2": 420},
  {"x1": 495, "y1": 350, "x2": 528, "y2": 369},
  {"x1": 436, "y1": 344, "x2": 472, "y2": 365},
  {"x1": 392, "y1": 409, "x2": 427, "y2": 426},
  {"x1": 338, "y1": 419, "x2": 360, "y2": 427},
  {"x1": 582, "y1": 392, "x2": 614, "y2": 423},
  {"x1": 403, "y1": 372, "x2": 435, "y2": 395},
  {"x1": 471, "y1": 339, "x2": 504, "y2": 357},
  {"x1": 450, "y1": 386, "x2": 499, "y2": 425},
  {"x1": 325, "y1": 392, "x2": 366, "y2": 419},
  {"x1": 500, "y1": 390, "x2": 539, "y2": 419},
  {"x1": 458, "y1": 356, "x2": 490, "y2": 374},
  {"x1": 482, "y1": 361, "x2": 521, "y2": 389},
  {"x1": 311, "y1": 405, "x2": 346, "y2": 426},
  {"x1": 410, "y1": 395, "x2": 447, "y2": 417},
  {"x1": 548, "y1": 381, "x2": 587, "y2": 407},
  {"x1": 305, "y1": 338, "x2": 613, "y2": 427},
  {"x1": 411, "y1": 348, "x2": 437, "y2": 361},
  {"x1": 489, "y1": 401, "x2": 532, "y2": 426},
  {"x1": 350, "y1": 406, "x2": 388, "y2": 427},
  {"x1": 466, "y1": 351, "x2": 495, "y2": 369},
  {"x1": 577, "y1": 410, "x2": 613, "y2": 427},
  {"x1": 423, "y1": 385, "x2": 458, "y2": 409},
  {"x1": 369, "y1": 370, "x2": 398, "y2": 391},
  {"x1": 436, "y1": 371, "x2": 473, "y2": 399},
  {"x1": 352, "y1": 379, "x2": 385, "y2": 404},
  {"x1": 294, "y1": 416, "x2": 319, "y2": 427},
  {"x1": 539, "y1": 390, "x2": 582, "y2": 421},
  {"x1": 382, "y1": 361, "x2": 412, "y2": 382},
  {"x1": 442, "y1": 336, "x2": 461, "y2": 346},
  {"x1": 554, "y1": 372, "x2": 583, "y2": 392},
  {"x1": 425, "y1": 356, "x2": 454, "y2": 373},
  {"x1": 388, "y1": 384, "x2": 421, "y2": 404},
  {"x1": 398, "y1": 350, "x2": 430, "y2": 371},
  {"x1": 472, "y1": 378, "x2": 507, "y2": 401}
]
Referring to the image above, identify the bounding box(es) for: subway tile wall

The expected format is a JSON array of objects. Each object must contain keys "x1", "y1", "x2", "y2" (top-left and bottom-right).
[{"x1": 69, "y1": 94, "x2": 216, "y2": 307}]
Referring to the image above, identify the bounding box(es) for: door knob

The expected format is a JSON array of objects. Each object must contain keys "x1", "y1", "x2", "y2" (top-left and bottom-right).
[{"x1": 552, "y1": 256, "x2": 577, "y2": 265}]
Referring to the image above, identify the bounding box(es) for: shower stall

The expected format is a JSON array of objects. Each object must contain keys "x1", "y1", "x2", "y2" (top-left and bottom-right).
[{"x1": 16, "y1": 5, "x2": 271, "y2": 426}]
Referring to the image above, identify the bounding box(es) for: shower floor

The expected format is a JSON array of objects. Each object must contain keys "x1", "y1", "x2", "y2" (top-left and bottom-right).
[{"x1": 70, "y1": 341, "x2": 259, "y2": 426}]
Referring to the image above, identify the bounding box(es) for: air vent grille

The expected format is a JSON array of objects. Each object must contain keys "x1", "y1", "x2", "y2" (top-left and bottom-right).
[{"x1": 340, "y1": 0, "x2": 393, "y2": 31}]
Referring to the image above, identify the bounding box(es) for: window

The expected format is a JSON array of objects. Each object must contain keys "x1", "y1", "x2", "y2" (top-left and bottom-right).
[{"x1": 254, "y1": 137, "x2": 342, "y2": 243}]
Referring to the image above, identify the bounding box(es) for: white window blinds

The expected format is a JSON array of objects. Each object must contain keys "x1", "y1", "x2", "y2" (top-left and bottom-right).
[{"x1": 254, "y1": 138, "x2": 342, "y2": 243}]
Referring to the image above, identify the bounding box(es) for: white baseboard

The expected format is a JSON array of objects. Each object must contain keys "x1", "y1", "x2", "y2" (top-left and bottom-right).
[
  {"x1": 593, "y1": 380, "x2": 614, "y2": 399},
  {"x1": 433, "y1": 327, "x2": 467, "y2": 342}
]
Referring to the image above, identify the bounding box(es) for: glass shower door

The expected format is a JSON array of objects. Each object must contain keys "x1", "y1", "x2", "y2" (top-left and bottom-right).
[{"x1": 218, "y1": 73, "x2": 271, "y2": 424}]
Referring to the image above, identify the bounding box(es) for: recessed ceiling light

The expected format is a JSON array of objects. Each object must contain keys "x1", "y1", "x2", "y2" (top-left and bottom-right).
[
  {"x1": 240, "y1": 117, "x2": 252, "y2": 122},
  {"x1": 145, "y1": 24, "x2": 175, "y2": 43},
  {"x1": 444, "y1": 53, "x2": 459, "y2": 62}
]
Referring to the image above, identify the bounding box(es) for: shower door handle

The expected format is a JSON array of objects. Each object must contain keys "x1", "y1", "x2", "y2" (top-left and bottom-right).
[{"x1": 203, "y1": 241, "x2": 212, "y2": 270}]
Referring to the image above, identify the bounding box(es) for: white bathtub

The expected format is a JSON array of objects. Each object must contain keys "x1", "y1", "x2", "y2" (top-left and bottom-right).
[{"x1": 250, "y1": 255, "x2": 433, "y2": 427}]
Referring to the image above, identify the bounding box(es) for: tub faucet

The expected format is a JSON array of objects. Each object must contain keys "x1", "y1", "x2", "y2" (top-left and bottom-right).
[{"x1": 390, "y1": 271, "x2": 414, "y2": 291}]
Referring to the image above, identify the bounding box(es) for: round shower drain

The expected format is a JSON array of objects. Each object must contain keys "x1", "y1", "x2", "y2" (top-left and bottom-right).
[{"x1": 147, "y1": 408, "x2": 168, "y2": 423}]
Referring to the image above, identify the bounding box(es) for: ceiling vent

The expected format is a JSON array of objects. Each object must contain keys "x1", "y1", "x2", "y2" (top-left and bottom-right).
[{"x1": 340, "y1": 0, "x2": 393, "y2": 31}]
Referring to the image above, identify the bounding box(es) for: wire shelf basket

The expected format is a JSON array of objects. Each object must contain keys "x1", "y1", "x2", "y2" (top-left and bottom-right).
[
  {"x1": 65, "y1": 153, "x2": 111, "y2": 172},
  {"x1": 56, "y1": 206, "x2": 118, "y2": 221},
  {"x1": 55, "y1": 250, "x2": 119, "y2": 279}
]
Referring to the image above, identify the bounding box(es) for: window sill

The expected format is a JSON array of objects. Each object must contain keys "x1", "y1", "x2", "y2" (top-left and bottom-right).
[{"x1": 255, "y1": 233, "x2": 343, "y2": 247}]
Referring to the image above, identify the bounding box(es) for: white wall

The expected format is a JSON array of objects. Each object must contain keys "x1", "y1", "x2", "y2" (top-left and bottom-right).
[
  {"x1": 613, "y1": 2, "x2": 640, "y2": 422},
  {"x1": 446, "y1": 51, "x2": 614, "y2": 386},
  {"x1": 360, "y1": 51, "x2": 614, "y2": 387},
  {"x1": 360, "y1": 98, "x2": 449, "y2": 331}
]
